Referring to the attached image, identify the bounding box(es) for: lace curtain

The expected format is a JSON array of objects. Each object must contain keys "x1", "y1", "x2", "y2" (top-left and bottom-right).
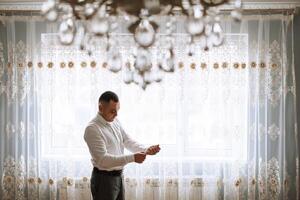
[{"x1": 0, "y1": 14, "x2": 299, "y2": 200}]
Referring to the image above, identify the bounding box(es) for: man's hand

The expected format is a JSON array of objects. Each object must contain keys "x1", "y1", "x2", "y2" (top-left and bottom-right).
[
  {"x1": 134, "y1": 152, "x2": 146, "y2": 163},
  {"x1": 146, "y1": 144, "x2": 160, "y2": 155}
]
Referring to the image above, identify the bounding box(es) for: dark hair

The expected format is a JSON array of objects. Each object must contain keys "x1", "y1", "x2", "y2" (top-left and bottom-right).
[{"x1": 98, "y1": 91, "x2": 119, "y2": 103}]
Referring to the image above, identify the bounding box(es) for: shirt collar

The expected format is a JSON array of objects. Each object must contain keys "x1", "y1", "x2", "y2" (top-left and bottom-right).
[{"x1": 97, "y1": 112, "x2": 113, "y2": 126}]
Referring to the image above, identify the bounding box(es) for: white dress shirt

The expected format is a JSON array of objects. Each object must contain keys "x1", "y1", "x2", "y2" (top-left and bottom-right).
[{"x1": 84, "y1": 113, "x2": 147, "y2": 171}]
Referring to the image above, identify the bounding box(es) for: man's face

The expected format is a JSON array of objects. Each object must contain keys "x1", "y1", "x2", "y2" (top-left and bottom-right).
[{"x1": 99, "y1": 100, "x2": 120, "y2": 122}]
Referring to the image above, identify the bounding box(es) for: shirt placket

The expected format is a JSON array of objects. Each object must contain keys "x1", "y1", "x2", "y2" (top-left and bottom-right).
[{"x1": 108, "y1": 124, "x2": 121, "y2": 150}]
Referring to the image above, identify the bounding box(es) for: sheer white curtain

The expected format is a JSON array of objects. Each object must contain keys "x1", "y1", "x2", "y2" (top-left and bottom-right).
[{"x1": 0, "y1": 14, "x2": 299, "y2": 200}]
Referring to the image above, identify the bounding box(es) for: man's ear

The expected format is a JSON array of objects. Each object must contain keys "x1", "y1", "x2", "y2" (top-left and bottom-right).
[{"x1": 98, "y1": 102, "x2": 103, "y2": 113}]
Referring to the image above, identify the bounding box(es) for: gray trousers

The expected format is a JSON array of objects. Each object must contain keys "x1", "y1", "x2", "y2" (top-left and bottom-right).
[{"x1": 90, "y1": 168, "x2": 124, "y2": 200}]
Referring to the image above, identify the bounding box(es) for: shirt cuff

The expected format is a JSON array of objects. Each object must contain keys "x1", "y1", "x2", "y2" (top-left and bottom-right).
[
  {"x1": 125, "y1": 154, "x2": 135, "y2": 163},
  {"x1": 143, "y1": 147, "x2": 148, "y2": 153}
]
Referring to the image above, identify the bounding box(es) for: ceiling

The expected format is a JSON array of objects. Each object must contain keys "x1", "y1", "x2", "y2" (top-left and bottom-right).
[
  {"x1": 0, "y1": 0, "x2": 298, "y2": 2},
  {"x1": 0, "y1": 0, "x2": 299, "y2": 11}
]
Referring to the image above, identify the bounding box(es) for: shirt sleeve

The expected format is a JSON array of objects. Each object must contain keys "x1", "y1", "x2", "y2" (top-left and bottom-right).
[
  {"x1": 84, "y1": 125, "x2": 135, "y2": 168},
  {"x1": 117, "y1": 120, "x2": 148, "y2": 153}
]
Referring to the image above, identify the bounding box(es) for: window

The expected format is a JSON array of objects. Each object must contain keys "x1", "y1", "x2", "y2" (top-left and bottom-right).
[{"x1": 39, "y1": 33, "x2": 249, "y2": 162}]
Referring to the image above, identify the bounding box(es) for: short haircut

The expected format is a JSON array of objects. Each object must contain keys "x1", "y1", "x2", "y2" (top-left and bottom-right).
[{"x1": 98, "y1": 91, "x2": 119, "y2": 103}]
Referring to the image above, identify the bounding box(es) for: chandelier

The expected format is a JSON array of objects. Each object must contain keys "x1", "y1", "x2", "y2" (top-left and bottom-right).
[{"x1": 42, "y1": 0, "x2": 242, "y2": 89}]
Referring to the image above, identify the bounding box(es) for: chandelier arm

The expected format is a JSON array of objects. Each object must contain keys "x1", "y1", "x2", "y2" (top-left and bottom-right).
[
  {"x1": 173, "y1": 4, "x2": 189, "y2": 16},
  {"x1": 200, "y1": 0, "x2": 229, "y2": 8},
  {"x1": 70, "y1": 2, "x2": 81, "y2": 20},
  {"x1": 65, "y1": 0, "x2": 111, "y2": 20},
  {"x1": 86, "y1": 0, "x2": 110, "y2": 20}
]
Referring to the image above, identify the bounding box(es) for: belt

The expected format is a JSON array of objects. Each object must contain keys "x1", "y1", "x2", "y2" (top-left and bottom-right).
[{"x1": 93, "y1": 167, "x2": 123, "y2": 176}]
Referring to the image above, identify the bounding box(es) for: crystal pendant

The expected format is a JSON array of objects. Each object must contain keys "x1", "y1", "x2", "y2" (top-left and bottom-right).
[
  {"x1": 204, "y1": 24, "x2": 213, "y2": 36},
  {"x1": 59, "y1": 19, "x2": 76, "y2": 45},
  {"x1": 186, "y1": 17, "x2": 204, "y2": 36},
  {"x1": 133, "y1": 71, "x2": 147, "y2": 89},
  {"x1": 206, "y1": 34, "x2": 214, "y2": 49},
  {"x1": 158, "y1": 49, "x2": 174, "y2": 72},
  {"x1": 211, "y1": 22, "x2": 224, "y2": 46},
  {"x1": 211, "y1": 33, "x2": 224, "y2": 46},
  {"x1": 187, "y1": 43, "x2": 196, "y2": 56},
  {"x1": 41, "y1": 0, "x2": 55, "y2": 13},
  {"x1": 143, "y1": 71, "x2": 154, "y2": 84},
  {"x1": 41, "y1": 0, "x2": 58, "y2": 21},
  {"x1": 152, "y1": 68, "x2": 163, "y2": 82},
  {"x1": 193, "y1": 5, "x2": 204, "y2": 18},
  {"x1": 213, "y1": 22, "x2": 222, "y2": 33},
  {"x1": 90, "y1": 18, "x2": 109, "y2": 36},
  {"x1": 198, "y1": 35, "x2": 207, "y2": 49},
  {"x1": 123, "y1": 66, "x2": 133, "y2": 84},
  {"x1": 235, "y1": 0, "x2": 242, "y2": 9},
  {"x1": 90, "y1": 5, "x2": 109, "y2": 36},
  {"x1": 134, "y1": 48, "x2": 152, "y2": 72},
  {"x1": 231, "y1": 10, "x2": 242, "y2": 22},
  {"x1": 46, "y1": 10, "x2": 58, "y2": 22},
  {"x1": 134, "y1": 19, "x2": 155, "y2": 48},
  {"x1": 84, "y1": 3, "x2": 95, "y2": 17},
  {"x1": 107, "y1": 48, "x2": 122, "y2": 73}
]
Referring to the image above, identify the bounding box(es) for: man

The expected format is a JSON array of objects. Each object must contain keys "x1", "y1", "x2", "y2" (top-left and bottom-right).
[{"x1": 84, "y1": 91, "x2": 160, "y2": 200}]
